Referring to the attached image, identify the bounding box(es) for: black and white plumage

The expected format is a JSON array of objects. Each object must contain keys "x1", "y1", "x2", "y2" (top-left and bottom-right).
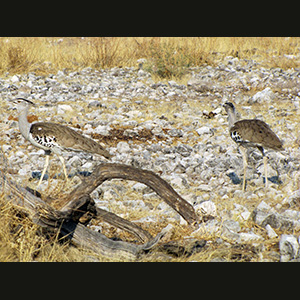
[
  {"x1": 11, "y1": 98, "x2": 112, "y2": 187},
  {"x1": 32, "y1": 131, "x2": 57, "y2": 149},
  {"x1": 223, "y1": 102, "x2": 284, "y2": 191}
]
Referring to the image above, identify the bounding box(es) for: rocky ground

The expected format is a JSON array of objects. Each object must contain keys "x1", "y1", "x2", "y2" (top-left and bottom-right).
[{"x1": 2, "y1": 55, "x2": 300, "y2": 261}]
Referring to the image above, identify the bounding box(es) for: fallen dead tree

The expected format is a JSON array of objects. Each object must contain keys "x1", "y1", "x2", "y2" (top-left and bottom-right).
[{"x1": 0, "y1": 150, "x2": 200, "y2": 261}]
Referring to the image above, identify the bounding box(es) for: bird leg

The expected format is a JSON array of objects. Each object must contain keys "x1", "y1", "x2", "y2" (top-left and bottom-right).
[
  {"x1": 58, "y1": 155, "x2": 68, "y2": 182},
  {"x1": 257, "y1": 146, "x2": 268, "y2": 190},
  {"x1": 263, "y1": 155, "x2": 268, "y2": 190},
  {"x1": 37, "y1": 154, "x2": 49, "y2": 187},
  {"x1": 240, "y1": 147, "x2": 248, "y2": 191}
]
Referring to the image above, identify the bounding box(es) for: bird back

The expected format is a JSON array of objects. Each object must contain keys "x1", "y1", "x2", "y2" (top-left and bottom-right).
[
  {"x1": 30, "y1": 122, "x2": 112, "y2": 159},
  {"x1": 230, "y1": 119, "x2": 284, "y2": 151}
]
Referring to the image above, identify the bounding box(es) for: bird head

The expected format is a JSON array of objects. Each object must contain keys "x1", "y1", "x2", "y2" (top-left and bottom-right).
[
  {"x1": 223, "y1": 102, "x2": 238, "y2": 128},
  {"x1": 223, "y1": 102, "x2": 235, "y2": 114},
  {"x1": 10, "y1": 98, "x2": 35, "y2": 112}
]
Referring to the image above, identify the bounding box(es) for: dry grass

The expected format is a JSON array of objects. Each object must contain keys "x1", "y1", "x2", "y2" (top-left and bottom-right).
[
  {"x1": 0, "y1": 194, "x2": 98, "y2": 262},
  {"x1": 1, "y1": 37, "x2": 300, "y2": 79}
]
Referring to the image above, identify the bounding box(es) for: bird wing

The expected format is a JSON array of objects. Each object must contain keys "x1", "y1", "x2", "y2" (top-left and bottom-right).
[
  {"x1": 30, "y1": 122, "x2": 112, "y2": 159},
  {"x1": 230, "y1": 119, "x2": 284, "y2": 151}
]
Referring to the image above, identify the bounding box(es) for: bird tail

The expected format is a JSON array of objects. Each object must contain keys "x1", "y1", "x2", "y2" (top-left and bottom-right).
[
  {"x1": 73, "y1": 135, "x2": 112, "y2": 159},
  {"x1": 95, "y1": 147, "x2": 112, "y2": 159}
]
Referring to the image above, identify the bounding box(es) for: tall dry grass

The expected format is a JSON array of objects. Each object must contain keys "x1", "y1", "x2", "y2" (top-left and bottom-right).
[{"x1": 0, "y1": 37, "x2": 300, "y2": 79}]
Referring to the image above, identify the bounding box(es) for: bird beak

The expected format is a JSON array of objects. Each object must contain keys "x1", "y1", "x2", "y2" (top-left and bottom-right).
[{"x1": 9, "y1": 98, "x2": 36, "y2": 106}]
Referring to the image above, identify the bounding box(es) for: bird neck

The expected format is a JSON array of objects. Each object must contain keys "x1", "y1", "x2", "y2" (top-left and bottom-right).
[
  {"x1": 227, "y1": 109, "x2": 238, "y2": 128},
  {"x1": 18, "y1": 106, "x2": 31, "y2": 140}
]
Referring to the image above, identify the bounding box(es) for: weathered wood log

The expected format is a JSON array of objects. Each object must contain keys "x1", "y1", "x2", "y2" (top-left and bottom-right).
[
  {"x1": 49, "y1": 163, "x2": 199, "y2": 243},
  {"x1": 59, "y1": 221, "x2": 165, "y2": 261},
  {"x1": 95, "y1": 206, "x2": 153, "y2": 243},
  {"x1": 59, "y1": 163, "x2": 199, "y2": 225}
]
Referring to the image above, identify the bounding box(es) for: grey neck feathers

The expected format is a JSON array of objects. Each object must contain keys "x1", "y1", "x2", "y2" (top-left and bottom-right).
[
  {"x1": 18, "y1": 106, "x2": 31, "y2": 140},
  {"x1": 227, "y1": 109, "x2": 238, "y2": 129}
]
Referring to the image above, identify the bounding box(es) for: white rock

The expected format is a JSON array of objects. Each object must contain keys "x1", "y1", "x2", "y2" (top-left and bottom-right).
[
  {"x1": 223, "y1": 219, "x2": 241, "y2": 233},
  {"x1": 57, "y1": 104, "x2": 73, "y2": 114},
  {"x1": 194, "y1": 200, "x2": 217, "y2": 217},
  {"x1": 143, "y1": 192, "x2": 157, "y2": 200},
  {"x1": 94, "y1": 125, "x2": 110, "y2": 136},
  {"x1": 170, "y1": 175, "x2": 189, "y2": 189},
  {"x1": 196, "y1": 126, "x2": 212, "y2": 136},
  {"x1": 281, "y1": 209, "x2": 300, "y2": 220},
  {"x1": 2, "y1": 144, "x2": 12, "y2": 152},
  {"x1": 197, "y1": 184, "x2": 212, "y2": 192},
  {"x1": 282, "y1": 190, "x2": 300, "y2": 206},
  {"x1": 132, "y1": 182, "x2": 147, "y2": 192},
  {"x1": 67, "y1": 155, "x2": 82, "y2": 167},
  {"x1": 257, "y1": 200, "x2": 272, "y2": 211},
  {"x1": 11, "y1": 75, "x2": 20, "y2": 83},
  {"x1": 157, "y1": 202, "x2": 170, "y2": 211},
  {"x1": 218, "y1": 117, "x2": 226, "y2": 124},
  {"x1": 117, "y1": 141, "x2": 130, "y2": 153},
  {"x1": 279, "y1": 234, "x2": 299, "y2": 262},
  {"x1": 265, "y1": 224, "x2": 278, "y2": 239},
  {"x1": 83, "y1": 123, "x2": 93, "y2": 134},
  {"x1": 142, "y1": 120, "x2": 155, "y2": 130},
  {"x1": 18, "y1": 168, "x2": 28, "y2": 176},
  {"x1": 81, "y1": 162, "x2": 93, "y2": 169},
  {"x1": 212, "y1": 107, "x2": 222, "y2": 114},
  {"x1": 166, "y1": 91, "x2": 176, "y2": 98},
  {"x1": 240, "y1": 211, "x2": 251, "y2": 221},
  {"x1": 192, "y1": 219, "x2": 221, "y2": 236},
  {"x1": 250, "y1": 87, "x2": 275, "y2": 103},
  {"x1": 239, "y1": 232, "x2": 264, "y2": 243},
  {"x1": 233, "y1": 203, "x2": 251, "y2": 221},
  {"x1": 125, "y1": 110, "x2": 143, "y2": 118},
  {"x1": 15, "y1": 150, "x2": 25, "y2": 157}
]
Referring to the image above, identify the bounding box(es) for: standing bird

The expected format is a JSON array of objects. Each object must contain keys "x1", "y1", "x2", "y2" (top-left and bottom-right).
[
  {"x1": 11, "y1": 98, "x2": 112, "y2": 187},
  {"x1": 223, "y1": 102, "x2": 284, "y2": 191}
]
